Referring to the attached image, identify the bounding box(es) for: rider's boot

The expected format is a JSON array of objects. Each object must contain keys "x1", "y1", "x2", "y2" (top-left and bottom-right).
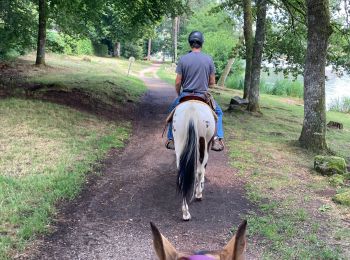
[
  {"x1": 165, "y1": 139, "x2": 175, "y2": 150},
  {"x1": 211, "y1": 137, "x2": 224, "y2": 151}
]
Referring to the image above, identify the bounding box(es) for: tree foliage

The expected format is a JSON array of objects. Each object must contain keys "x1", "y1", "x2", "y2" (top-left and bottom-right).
[
  {"x1": 178, "y1": 4, "x2": 237, "y2": 77},
  {"x1": 0, "y1": 0, "x2": 37, "y2": 58},
  {"x1": 0, "y1": 0, "x2": 187, "y2": 61}
]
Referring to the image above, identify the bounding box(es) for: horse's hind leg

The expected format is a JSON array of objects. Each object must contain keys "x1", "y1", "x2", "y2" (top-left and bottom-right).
[
  {"x1": 182, "y1": 198, "x2": 191, "y2": 221},
  {"x1": 195, "y1": 166, "x2": 205, "y2": 201},
  {"x1": 195, "y1": 137, "x2": 207, "y2": 201}
]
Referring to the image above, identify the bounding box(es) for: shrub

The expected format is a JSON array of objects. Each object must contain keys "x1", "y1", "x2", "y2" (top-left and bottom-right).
[
  {"x1": 260, "y1": 80, "x2": 274, "y2": 94},
  {"x1": 226, "y1": 74, "x2": 244, "y2": 90},
  {"x1": 46, "y1": 30, "x2": 93, "y2": 56},
  {"x1": 261, "y1": 79, "x2": 303, "y2": 98},
  {"x1": 287, "y1": 81, "x2": 304, "y2": 98},
  {"x1": 226, "y1": 76, "x2": 303, "y2": 99},
  {"x1": 46, "y1": 30, "x2": 66, "y2": 53},
  {"x1": 93, "y1": 42, "x2": 109, "y2": 57},
  {"x1": 121, "y1": 41, "x2": 143, "y2": 59},
  {"x1": 76, "y1": 39, "x2": 93, "y2": 56},
  {"x1": 0, "y1": 48, "x2": 21, "y2": 60}
]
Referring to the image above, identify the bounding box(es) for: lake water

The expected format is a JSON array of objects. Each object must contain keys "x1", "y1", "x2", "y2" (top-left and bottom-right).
[
  {"x1": 262, "y1": 66, "x2": 350, "y2": 110},
  {"x1": 325, "y1": 68, "x2": 350, "y2": 109}
]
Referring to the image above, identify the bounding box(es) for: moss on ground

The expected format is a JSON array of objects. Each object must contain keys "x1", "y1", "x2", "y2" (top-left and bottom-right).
[
  {"x1": 314, "y1": 155, "x2": 347, "y2": 175},
  {"x1": 333, "y1": 190, "x2": 350, "y2": 206}
]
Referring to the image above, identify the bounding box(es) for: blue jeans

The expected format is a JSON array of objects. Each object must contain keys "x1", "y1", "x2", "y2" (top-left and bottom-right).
[{"x1": 167, "y1": 92, "x2": 224, "y2": 140}]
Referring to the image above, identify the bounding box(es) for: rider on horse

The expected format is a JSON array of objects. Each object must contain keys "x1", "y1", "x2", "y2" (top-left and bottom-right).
[{"x1": 165, "y1": 31, "x2": 225, "y2": 152}]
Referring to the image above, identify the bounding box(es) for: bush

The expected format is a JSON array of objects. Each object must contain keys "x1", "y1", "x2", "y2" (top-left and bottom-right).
[
  {"x1": 202, "y1": 30, "x2": 235, "y2": 77},
  {"x1": 46, "y1": 30, "x2": 93, "y2": 56},
  {"x1": 76, "y1": 39, "x2": 94, "y2": 55},
  {"x1": 259, "y1": 79, "x2": 303, "y2": 98},
  {"x1": 226, "y1": 76, "x2": 303, "y2": 99},
  {"x1": 0, "y1": 49, "x2": 21, "y2": 60},
  {"x1": 121, "y1": 41, "x2": 143, "y2": 59},
  {"x1": 46, "y1": 30, "x2": 66, "y2": 53},
  {"x1": 226, "y1": 74, "x2": 244, "y2": 90},
  {"x1": 260, "y1": 80, "x2": 274, "y2": 94},
  {"x1": 93, "y1": 42, "x2": 109, "y2": 57}
]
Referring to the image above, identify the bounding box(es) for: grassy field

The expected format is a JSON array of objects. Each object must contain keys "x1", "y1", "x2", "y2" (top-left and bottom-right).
[
  {"x1": 158, "y1": 64, "x2": 350, "y2": 259},
  {"x1": 0, "y1": 54, "x2": 149, "y2": 259},
  {"x1": 3, "y1": 53, "x2": 150, "y2": 106}
]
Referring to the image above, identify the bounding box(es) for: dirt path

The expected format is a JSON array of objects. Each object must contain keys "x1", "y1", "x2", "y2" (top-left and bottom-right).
[{"x1": 26, "y1": 64, "x2": 254, "y2": 259}]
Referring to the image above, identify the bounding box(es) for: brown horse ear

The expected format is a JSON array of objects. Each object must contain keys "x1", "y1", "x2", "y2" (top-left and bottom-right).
[
  {"x1": 220, "y1": 220, "x2": 247, "y2": 260},
  {"x1": 150, "y1": 222, "x2": 178, "y2": 260}
]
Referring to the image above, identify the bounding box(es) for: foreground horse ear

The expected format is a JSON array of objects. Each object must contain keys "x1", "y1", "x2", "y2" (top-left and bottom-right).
[
  {"x1": 150, "y1": 222, "x2": 178, "y2": 260},
  {"x1": 220, "y1": 220, "x2": 247, "y2": 260}
]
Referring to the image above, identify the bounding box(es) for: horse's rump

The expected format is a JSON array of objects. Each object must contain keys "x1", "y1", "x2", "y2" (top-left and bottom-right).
[
  {"x1": 172, "y1": 101, "x2": 216, "y2": 220},
  {"x1": 172, "y1": 101, "x2": 216, "y2": 157}
]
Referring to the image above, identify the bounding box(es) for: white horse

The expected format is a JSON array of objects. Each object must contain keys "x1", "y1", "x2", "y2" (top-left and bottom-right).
[{"x1": 172, "y1": 100, "x2": 216, "y2": 220}]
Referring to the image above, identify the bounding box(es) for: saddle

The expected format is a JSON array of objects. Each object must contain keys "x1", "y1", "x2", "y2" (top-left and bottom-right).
[
  {"x1": 179, "y1": 92, "x2": 216, "y2": 111},
  {"x1": 165, "y1": 93, "x2": 218, "y2": 125}
]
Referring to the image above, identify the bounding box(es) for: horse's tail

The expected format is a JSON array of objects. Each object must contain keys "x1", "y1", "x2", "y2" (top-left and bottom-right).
[{"x1": 177, "y1": 119, "x2": 197, "y2": 200}]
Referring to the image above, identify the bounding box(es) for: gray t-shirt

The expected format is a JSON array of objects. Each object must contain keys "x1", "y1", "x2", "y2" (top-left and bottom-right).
[{"x1": 176, "y1": 52, "x2": 216, "y2": 93}]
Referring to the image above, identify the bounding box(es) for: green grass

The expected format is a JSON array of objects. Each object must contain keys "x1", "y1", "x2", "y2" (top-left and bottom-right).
[
  {"x1": 215, "y1": 91, "x2": 350, "y2": 258},
  {"x1": 7, "y1": 53, "x2": 149, "y2": 106},
  {"x1": 0, "y1": 99, "x2": 131, "y2": 259},
  {"x1": 157, "y1": 63, "x2": 176, "y2": 85},
  {"x1": 0, "y1": 54, "x2": 150, "y2": 259},
  {"x1": 157, "y1": 66, "x2": 350, "y2": 258},
  {"x1": 226, "y1": 72, "x2": 304, "y2": 98}
]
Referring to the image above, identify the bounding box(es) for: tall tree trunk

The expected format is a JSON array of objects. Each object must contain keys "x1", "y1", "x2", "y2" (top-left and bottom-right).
[
  {"x1": 172, "y1": 16, "x2": 179, "y2": 63},
  {"x1": 217, "y1": 57, "x2": 235, "y2": 88},
  {"x1": 247, "y1": 0, "x2": 267, "y2": 112},
  {"x1": 243, "y1": 0, "x2": 253, "y2": 99},
  {"x1": 113, "y1": 42, "x2": 121, "y2": 57},
  {"x1": 217, "y1": 36, "x2": 243, "y2": 88},
  {"x1": 147, "y1": 39, "x2": 152, "y2": 61},
  {"x1": 299, "y1": 0, "x2": 332, "y2": 151},
  {"x1": 35, "y1": 0, "x2": 47, "y2": 65},
  {"x1": 116, "y1": 42, "x2": 121, "y2": 57}
]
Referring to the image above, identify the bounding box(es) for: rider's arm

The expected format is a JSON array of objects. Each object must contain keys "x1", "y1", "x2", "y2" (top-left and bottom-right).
[
  {"x1": 209, "y1": 74, "x2": 216, "y2": 88},
  {"x1": 175, "y1": 74, "x2": 182, "y2": 95}
]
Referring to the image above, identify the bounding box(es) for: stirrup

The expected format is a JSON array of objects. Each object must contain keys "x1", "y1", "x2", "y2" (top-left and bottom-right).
[{"x1": 165, "y1": 139, "x2": 175, "y2": 150}]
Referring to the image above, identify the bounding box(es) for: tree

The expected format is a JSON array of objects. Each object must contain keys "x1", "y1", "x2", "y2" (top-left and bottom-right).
[
  {"x1": 299, "y1": 0, "x2": 332, "y2": 151},
  {"x1": 177, "y1": 4, "x2": 236, "y2": 78},
  {"x1": 172, "y1": 16, "x2": 180, "y2": 62},
  {"x1": 35, "y1": 0, "x2": 47, "y2": 65},
  {"x1": 247, "y1": 0, "x2": 267, "y2": 112},
  {"x1": 217, "y1": 36, "x2": 243, "y2": 88},
  {"x1": 0, "y1": 0, "x2": 37, "y2": 59},
  {"x1": 147, "y1": 39, "x2": 152, "y2": 60},
  {"x1": 242, "y1": 0, "x2": 253, "y2": 99}
]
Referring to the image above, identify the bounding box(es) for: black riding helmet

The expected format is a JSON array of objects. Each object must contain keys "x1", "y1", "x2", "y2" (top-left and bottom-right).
[{"x1": 188, "y1": 31, "x2": 204, "y2": 47}]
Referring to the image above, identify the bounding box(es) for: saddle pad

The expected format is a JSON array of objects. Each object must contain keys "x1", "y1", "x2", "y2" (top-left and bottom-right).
[{"x1": 165, "y1": 100, "x2": 218, "y2": 124}]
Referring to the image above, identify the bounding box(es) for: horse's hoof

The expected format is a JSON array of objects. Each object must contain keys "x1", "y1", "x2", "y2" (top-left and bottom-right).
[
  {"x1": 195, "y1": 197, "x2": 202, "y2": 201},
  {"x1": 182, "y1": 214, "x2": 191, "y2": 221}
]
